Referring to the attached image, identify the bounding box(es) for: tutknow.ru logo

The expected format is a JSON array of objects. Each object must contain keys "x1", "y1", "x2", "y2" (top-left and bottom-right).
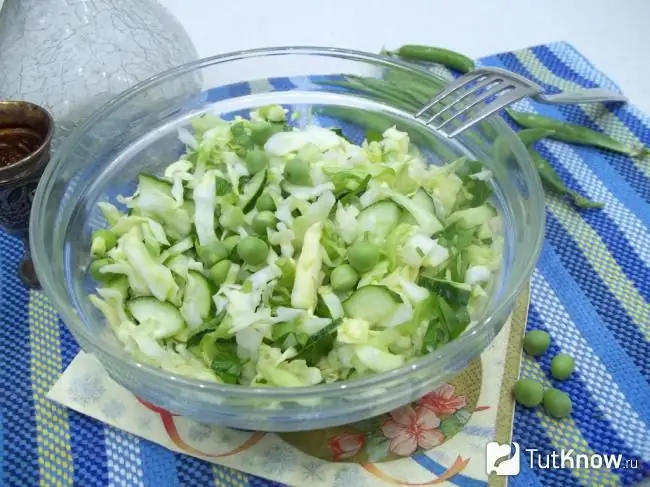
[{"x1": 486, "y1": 442, "x2": 640, "y2": 476}]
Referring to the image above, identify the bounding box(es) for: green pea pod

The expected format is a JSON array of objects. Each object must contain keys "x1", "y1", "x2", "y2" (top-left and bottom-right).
[
  {"x1": 384, "y1": 71, "x2": 440, "y2": 99},
  {"x1": 528, "y1": 148, "x2": 604, "y2": 210},
  {"x1": 517, "y1": 128, "x2": 604, "y2": 209},
  {"x1": 317, "y1": 107, "x2": 393, "y2": 134},
  {"x1": 508, "y1": 109, "x2": 649, "y2": 158},
  {"x1": 387, "y1": 45, "x2": 476, "y2": 74},
  {"x1": 319, "y1": 79, "x2": 416, "y2": 109},
  {"x1": 400, "y1": 80, "x2": 438, "y2": 101},
  {"x1": 518, "y1": 128, "x2": 557, "y2": 146},
  {"x1": 346, "y1": 76, "x2": 424, "y2": 107}
]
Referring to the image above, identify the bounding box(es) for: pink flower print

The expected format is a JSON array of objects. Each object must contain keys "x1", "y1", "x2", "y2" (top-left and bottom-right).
[
  {"x1": 381, "y1": 405, "x2": 445, "y2": 456},
  {"x1": 327, "y1": 432, "x2": 366, "y2": 461},
  {"x1": 418, "y1": 383, "x2": 467, "y2": 415}
]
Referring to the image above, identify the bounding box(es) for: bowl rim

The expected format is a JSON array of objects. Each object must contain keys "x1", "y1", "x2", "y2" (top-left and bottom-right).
[{"x1": 31, "y1": 45, "x2": 545, "y2": 399}]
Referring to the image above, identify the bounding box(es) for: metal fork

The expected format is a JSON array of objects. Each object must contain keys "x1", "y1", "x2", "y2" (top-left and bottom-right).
[{"x1": 415, "y1": 67, "x2": 628, "y2": 138}]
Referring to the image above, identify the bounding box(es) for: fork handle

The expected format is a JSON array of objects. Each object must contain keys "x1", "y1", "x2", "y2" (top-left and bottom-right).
[{"x1": 535, "y1": 89, "x2": 628, "y2": 104}]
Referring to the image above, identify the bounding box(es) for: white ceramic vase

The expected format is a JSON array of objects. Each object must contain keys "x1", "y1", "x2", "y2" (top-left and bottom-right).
[{"x1": 0, "y1": 0, "x2": 199, "y2": 147}]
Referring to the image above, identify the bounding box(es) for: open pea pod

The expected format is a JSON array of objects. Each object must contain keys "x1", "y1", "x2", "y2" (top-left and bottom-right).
[
  {"x1": 507, "y1": 109, "x2": 648, "y2": 159},
  {"x1": 518, "y1": 129, "x2": 604, "y2": 210},
  {"x1": 319, "y1": 78, "x2": 420, "y2": 110}
]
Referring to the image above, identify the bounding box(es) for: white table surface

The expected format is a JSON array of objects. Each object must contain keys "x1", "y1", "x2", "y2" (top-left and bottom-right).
[{"x1": 160, "y1": 0, "x2": 650, "y2": 115}]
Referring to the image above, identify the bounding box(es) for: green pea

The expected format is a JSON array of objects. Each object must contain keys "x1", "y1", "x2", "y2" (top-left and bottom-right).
[
  {"x1": 220, "y1": 205, "x2": 245, "y2": 230},
  {"x1": 269, "y1": 122, "x2": 287, "y2": 135},
  {"x1": 283, "y1": 157, "x2": 312, "y2": 186},
  {"x1": 347, "y1": 241, "x2": 380, "y2": 273},
  {"x1": 330, "y1": 264, "x2": 359, "y2": 292},
  {"x1": 250, "y1": 121, "x2": 274, "y2": 146},
  {"x1": 252, "y1": 211, "x2": 277, "y2": 235},
  {"x1": 543, "y1": 388, "x2": 572, "y2": 419},
  {"x1": 197, "y1": 241, "x2": 228, "y2": 267},
  {"x1": 523, "y1": 330, "x2": 550, "y2": 357},
  {"x1": 92, "y1": 229, "x2": 117, "y2": 251},
  {"x1": 237, "y1": 236, "x2": 269, "y2": 266},
  {"x1": 233, "y1": 130, "x2": 253, "y2": 148},
  {"x1": 230, "y1": 121, "x2": 248, "y2": 138},
  {"x1": 266, "y1": 105, "x2": 286, "y2": 123},
  {"x1": 550, "y1": 353, "x2": 575, "y2": 380},
  {"x1": 236, "y1": 268, "x2": 252, "y2": 284},
  {"x1": 259, "y1": 105, "x2": 286, "y2": 123},
  {"x1": 513, "y1": 379, "x2": 544, "y2": 408},
  {"x1": 89, "y1": 259, "x2": 114, "y2": 282},
  {"x1": 209, "y1": 260, "x2": 232, "y2": 287},
  {"x1": 245, "y1": 149, "x2": 269, "y2": 175},
  {"x1": 223, "y1": 235, "x2": 240, "y2": 255},
  {"x1": 108, "y1": 276, "x2": 130, "y2": 296},
  {"x1": 256, "y1": 192, "x2": 276, "y2": 211}
]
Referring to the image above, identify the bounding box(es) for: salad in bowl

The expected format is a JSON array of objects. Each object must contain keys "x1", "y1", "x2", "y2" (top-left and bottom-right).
[{"x1": 88, "y1": 104, "x2": 503, "y2": 388}]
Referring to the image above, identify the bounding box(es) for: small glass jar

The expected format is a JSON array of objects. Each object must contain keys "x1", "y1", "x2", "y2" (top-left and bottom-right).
[{"x1": 0, "y1": 101, "x2": 54, "y2": 287}]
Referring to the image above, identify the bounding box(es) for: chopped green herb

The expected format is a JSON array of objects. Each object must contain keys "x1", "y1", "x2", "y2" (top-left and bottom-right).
[
  {"x1": 419, "y1": 277, "x2": 470, "y2": 306},
  {"x1": 210, "y1": 341, "x2": 243, "y2": 384},
  {"x1": 296, "y1": 320, "x2": 341, "y2": 366},
  {"x1": 271, "y1": 320, "x2": 297, "y2": 342},
  {"x1": 187, "y1": 310, "x2": 228, "y2": 348},
  {"x1": 365, "y1": 129, "x2": 383, "y2": 142},
  {"x1": 215, "y1": 177, "x2": 233, "y2": 196},
  {"x1": 339, "y1": 175, "x2": 371, "y2": 204}
]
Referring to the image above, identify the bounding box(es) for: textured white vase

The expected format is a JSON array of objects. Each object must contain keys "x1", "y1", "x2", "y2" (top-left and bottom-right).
[{"x1": 0, "y1": 0, "x2": 199, "y2": 146}]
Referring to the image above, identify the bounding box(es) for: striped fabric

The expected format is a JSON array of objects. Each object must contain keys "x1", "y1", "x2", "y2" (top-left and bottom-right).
[
  {"x1": 478, "y1": 44, "x2": 650, "y2": 487},
  {"x1": 1, "y1": 42, "x2": 649, "y2": 486}
]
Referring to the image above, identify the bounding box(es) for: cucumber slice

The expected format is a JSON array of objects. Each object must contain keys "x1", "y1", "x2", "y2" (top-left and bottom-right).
[
  {"x1": 180, "y1": 271, "x2": 214, "y2": 330},
  {"x1": 357, "y1": 200, "x2": 401, "y2": 240},
  {"x1": 239, "y1": 169, "x2": 267, "y2": 213},
  {"x1": 403, "y1": 189, "x2": 436, "y2": 224},
  {"x1": 132, "y1": 174, "x2": 174, "y2": 215},
  {"x1": 127, "y1": 297, "x2": 185, "y2": 339},
  {"x1": 139, "y1": 173, "x2": 174, "y2": 194},
  {"x1": 387, "y1": 191, "x2": 443, "y2": 236},
  {"x1": 343, "y1": 285, "x2": 402, "y2": 324},
  {"x1": 411, "y1": 188, "x2": 436, "y2": 215},
  {"x1": 180, "y1": 271, "x2": 212, "y2": 330}
]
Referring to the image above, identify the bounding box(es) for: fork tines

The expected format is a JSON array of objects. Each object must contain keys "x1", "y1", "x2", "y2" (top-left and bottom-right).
[{"x1": 416, "y1": 68, "x2": 543, "y2": 138}]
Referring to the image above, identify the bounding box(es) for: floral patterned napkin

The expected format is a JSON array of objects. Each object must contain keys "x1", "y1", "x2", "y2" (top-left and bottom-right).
[{"x1": 46, "y1": 287, "x2": 529, "y2": 487}]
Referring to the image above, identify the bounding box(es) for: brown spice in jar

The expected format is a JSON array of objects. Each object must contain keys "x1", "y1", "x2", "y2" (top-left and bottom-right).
[{"x1": 0, "y1": 127, "x2": 43, "y2": 168}]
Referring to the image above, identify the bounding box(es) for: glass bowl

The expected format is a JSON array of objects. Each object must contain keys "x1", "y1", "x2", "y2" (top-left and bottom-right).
[{"x1": 30, "y1": 47, "x2": 544, "y2": 432}]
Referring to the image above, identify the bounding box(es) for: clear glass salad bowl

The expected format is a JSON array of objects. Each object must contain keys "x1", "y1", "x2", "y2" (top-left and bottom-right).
[{"x1": 30, "y1": 47, "x2": 544, "y2": 432}]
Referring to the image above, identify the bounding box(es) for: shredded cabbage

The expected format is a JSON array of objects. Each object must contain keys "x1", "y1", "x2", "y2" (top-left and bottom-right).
[{"x1": 86, "y1": 105, "x2": 502, "y2": 387}]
